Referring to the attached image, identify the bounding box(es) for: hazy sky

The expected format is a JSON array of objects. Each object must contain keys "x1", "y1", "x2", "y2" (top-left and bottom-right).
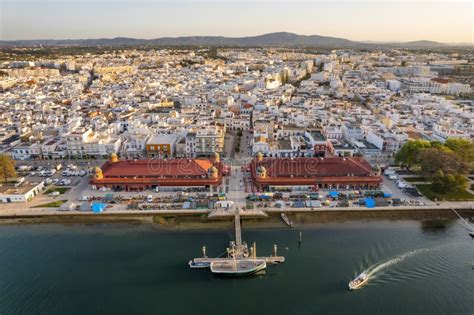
[{"x1": 1, "y1": 0, "x2": 472, "y2": 43}]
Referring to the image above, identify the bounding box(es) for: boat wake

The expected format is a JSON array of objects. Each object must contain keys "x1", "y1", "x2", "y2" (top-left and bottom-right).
[{"x1": 363, "y1": 248, "x2": 430, "y2": 279}]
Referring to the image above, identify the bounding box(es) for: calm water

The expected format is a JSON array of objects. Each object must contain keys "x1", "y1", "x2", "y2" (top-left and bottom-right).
[{"x1": 0, "y1": 220, "x2": 473, "y2": 315}]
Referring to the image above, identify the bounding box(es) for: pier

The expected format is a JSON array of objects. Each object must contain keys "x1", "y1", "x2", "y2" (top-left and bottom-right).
[
  {"x1": 234, "y1": 207, "x2": 242, "y2": 247},
  {"x1": 189, "y1": 206, "x2": 285, "y2": 270}
]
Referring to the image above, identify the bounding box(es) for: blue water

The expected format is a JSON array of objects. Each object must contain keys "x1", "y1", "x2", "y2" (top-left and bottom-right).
[{"x1": 0, "y1": 220, "x2": 473, "y2": 314}]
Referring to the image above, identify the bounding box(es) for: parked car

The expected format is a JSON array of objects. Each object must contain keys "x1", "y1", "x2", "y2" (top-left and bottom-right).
[{"x1": 397, "y1": 180, "x2": 408, "y2": 189}]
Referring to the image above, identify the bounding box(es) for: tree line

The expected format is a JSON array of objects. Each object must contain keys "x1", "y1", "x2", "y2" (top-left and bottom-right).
[{"x1": 395, "y1": 138, "x2": 474, "y2": 194}]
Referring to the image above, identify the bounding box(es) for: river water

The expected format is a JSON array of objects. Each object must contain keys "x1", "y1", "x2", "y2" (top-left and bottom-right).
[{"x1": 0, "y1": 220, "x2": 473, "y2": 314}]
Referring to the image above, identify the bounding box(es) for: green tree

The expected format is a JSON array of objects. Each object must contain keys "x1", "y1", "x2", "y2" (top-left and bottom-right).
[
  {"x1": 431, "y1": 170, "x2": 467, "y2": 194},
  {"x1": 395, "y1": 139, "x2": 432, "y2": 169},
  {"x1": 416, "y1": 148, "x2": 469, "y2": 179},
  {"x1": 0, "y1": 155, "x2": 16, "y2": 183},
  {"x1": 443, "y1": 138, "x2": 474, "y2": 166}
]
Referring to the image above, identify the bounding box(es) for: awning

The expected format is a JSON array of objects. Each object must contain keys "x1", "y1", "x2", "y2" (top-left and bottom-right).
[
  {"x1": 328, "y1": 191, "x2": 339, "y2": 198},
  {"x1": 365, "y1": 198, "x2": 375, "y2": 208},
  {"x1": 91, "y1": 202, "x2": 106, "y2": 213}
]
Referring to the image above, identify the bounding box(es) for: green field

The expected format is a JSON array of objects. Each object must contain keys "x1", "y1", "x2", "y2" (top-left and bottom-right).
[
  {"x1": 32, "y1": 200, "x2": 67, "y2": 208},
  {"x1": 404, "y1": 177, "x2": 428, "y2": 183},
  {"x1": 416, "y1": 185, "x2": 474, "y2": 201},
  {"x1": 44, "y1": 187, "x2": 70, "y2": 195}
]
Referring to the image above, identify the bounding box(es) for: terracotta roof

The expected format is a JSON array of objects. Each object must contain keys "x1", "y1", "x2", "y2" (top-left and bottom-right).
[
  {"x1": 256, "y1": 157, "x2": 372, "y2": 177},
  {"x1": 101, "y1": 159, "x2": 214, "y2": 178},
  {"x1": 431, "y1": 78, "x2": 450, "y2": 84}
]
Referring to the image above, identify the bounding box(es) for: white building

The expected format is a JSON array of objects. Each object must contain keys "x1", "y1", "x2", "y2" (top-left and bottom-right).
[{"x1": 0, "y1": 181, "x2": 44, "y2": 203}]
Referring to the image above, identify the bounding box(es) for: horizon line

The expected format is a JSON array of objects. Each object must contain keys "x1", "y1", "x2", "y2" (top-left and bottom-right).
[{"x1": 2, "y1": 31, "x2": 473, "y2": 45}]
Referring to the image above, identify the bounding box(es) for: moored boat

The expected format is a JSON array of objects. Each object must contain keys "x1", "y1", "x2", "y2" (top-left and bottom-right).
[
  {"x1": 281, "y1": 213, "x2": 293, "y2": 227},
  {"x1": 188, "y1": 260, "x2": 210, "y2": 269},
  {"x1": 210, "y1": 259, "x2": 266, "y2": 276},
  {"x1": 348, "y1": 272, "x2": 369, "y2": 290}
]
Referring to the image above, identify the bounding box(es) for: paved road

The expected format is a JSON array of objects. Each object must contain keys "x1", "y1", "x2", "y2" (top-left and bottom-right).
[{"x1": 382, "y1": 176, "x2": 434, "y2": 206}]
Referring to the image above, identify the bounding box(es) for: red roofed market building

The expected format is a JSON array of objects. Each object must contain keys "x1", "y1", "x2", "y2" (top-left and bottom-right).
[
  {"x1": 250, "y1": 153, "x2": 382, "y2": 192},
  {"x1": 90, "y1": 153, "x2": 224, "y2": 191}
]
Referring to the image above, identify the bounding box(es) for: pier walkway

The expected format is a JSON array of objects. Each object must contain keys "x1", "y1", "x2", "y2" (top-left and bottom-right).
[
  {"x1": 190, "y1": 206, "x2": 286, "y2": 266},
  {"x1": 234, "y1": 208, "x2": 242, "y2": 246}
]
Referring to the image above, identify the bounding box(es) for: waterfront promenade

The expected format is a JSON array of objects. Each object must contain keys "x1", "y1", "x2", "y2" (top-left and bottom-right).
[{"x1": 0, "y1": 203, "x2": 472, "y2": 220}]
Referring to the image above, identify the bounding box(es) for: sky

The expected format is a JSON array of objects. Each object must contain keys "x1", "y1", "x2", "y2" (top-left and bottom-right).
[{"x1": 1, "y1": 0, "x2": 472, "y2": 43}]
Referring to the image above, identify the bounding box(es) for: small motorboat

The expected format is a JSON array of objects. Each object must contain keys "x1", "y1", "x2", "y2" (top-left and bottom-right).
[
  {"x1": 188, "y1": 260, "x2": 210, "y2": 269},
  {"x1": 348, "y1": 272, "x2": 369, "y2": 290},
  {"x1": 469, "y1": 231, "x2": 474, "y2": 238}
]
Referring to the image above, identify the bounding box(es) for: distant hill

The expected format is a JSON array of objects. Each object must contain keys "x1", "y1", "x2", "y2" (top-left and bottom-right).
[
  {"x1": 0, "y1": 32, "x2": 452, "y2": 48},
  {"x1": 386, "y1": 40, "x2": 447, "y2": 48}
]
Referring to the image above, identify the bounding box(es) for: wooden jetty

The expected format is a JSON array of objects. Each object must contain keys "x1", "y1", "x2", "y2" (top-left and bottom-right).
[{"x1": 189, "y1": 207, "x2": 285, "y2": 270}]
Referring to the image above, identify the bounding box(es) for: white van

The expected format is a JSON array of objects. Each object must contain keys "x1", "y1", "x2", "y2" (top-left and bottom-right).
[
  {"x1": 384, "y1": 169, "x2": 396, "y2": 176},
  {"x1": 216, "y1": 200, "x2": 234, "y2": 209}
]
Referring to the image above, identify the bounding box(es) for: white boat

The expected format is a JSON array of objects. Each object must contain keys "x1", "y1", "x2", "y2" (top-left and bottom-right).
[
  {"x1": 188, "y1": 260, "x2": 210, "y2": 269},
  {"x1": 210, "y1": 259, "x2": 266, "y2": 276},
  {"x1": 281, "y1": 213, "x2": 293, "y2": 227},
  {"x1": 348, "y1": 272, "x2": 369, "y2": 290}
]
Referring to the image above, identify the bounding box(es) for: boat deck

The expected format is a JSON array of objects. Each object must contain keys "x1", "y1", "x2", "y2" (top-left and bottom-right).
[
  {"x1": 189, "y1": 207, "x2": 285, "y2": 270},
  {"x1": 192, "y1": 256, "x2": 285, "y2": 265}
]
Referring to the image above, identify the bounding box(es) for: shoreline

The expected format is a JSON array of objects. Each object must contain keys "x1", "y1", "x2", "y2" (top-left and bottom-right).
[{"x1": 0, "y1": 208, "x2": 473, "y2": 228}]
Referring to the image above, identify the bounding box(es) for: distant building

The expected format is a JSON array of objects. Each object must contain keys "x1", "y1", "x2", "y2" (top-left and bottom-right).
[
  {"x1": 0, "y1": 78, "x2": 17, "y2": 92},
  {"x1": 185, "y1": 125, "x2": 225, "y2": 157},
  {"x1": 432, "y1": 124, "x2": 471, "y2": 143},
  {"x1": 146, "y1": 134, "x2": 180, "y2": 158}
]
